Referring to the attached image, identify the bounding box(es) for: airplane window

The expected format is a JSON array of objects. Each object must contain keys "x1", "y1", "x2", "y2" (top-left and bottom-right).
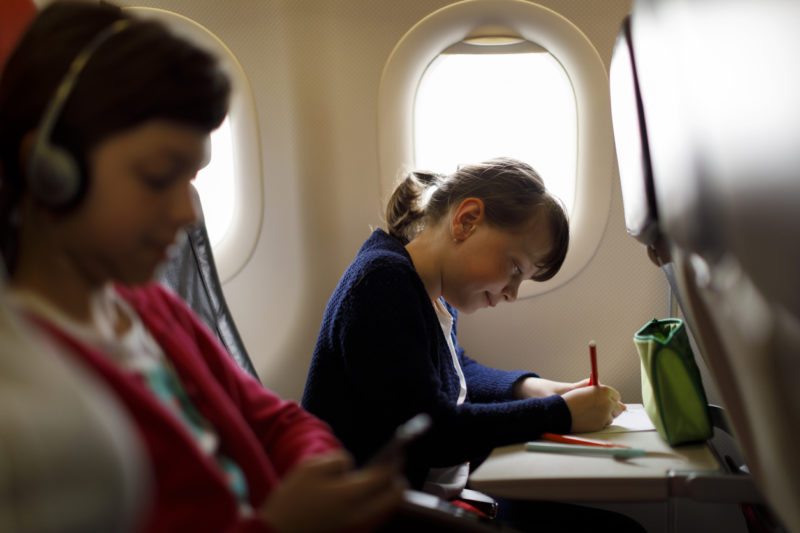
[
  {"x1": 378, "y1": 0, "x2": 614, "y2": 298},
  {"x1": 124, "y1": 6, "x2": 263, "y2": 282},
  {"x1": 415, "y1": 48, "x2": 577, "y2": 214},
  {"x1": 194, "y1": 116, "x2": 235, "y2": 246}
]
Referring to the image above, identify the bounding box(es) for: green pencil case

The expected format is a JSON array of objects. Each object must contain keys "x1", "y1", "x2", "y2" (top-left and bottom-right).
[{"x1": 634, "y1": 318, "x2": 712, "y2": 446}]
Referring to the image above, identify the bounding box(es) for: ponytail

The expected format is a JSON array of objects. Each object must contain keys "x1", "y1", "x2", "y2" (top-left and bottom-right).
[{"x1": 385, "y1": 171, "x2": 441, "y2": 245}]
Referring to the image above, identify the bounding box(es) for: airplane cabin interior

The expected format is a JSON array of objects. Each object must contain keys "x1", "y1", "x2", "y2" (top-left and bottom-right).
[{"x1": 1, "y1": 0, "x2": 798, "y2": 532}]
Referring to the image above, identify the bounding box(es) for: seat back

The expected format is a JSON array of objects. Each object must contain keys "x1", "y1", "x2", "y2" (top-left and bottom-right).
[
  {"x1": 608, "y1": 16, "x2": 658, "y2": 248},
  {"x1": 157, "y1": 185, "x2": 259, "y2": 381},
  {"x1": 609, "y1": 1, "x2": 800, "y2": 531}
]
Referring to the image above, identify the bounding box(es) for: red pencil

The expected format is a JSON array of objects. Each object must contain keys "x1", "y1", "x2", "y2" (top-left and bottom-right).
[
  {"x1": 589, "y1": 340, "x2": 598, "y2": 386},
  {"x1": 541, "y1": 432, "x2": 630, "y2": 449}
]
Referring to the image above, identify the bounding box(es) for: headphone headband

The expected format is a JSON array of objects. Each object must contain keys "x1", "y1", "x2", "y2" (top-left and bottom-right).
[{"x1": 27, "y1": 19, "x2": 131, "y2": 207}]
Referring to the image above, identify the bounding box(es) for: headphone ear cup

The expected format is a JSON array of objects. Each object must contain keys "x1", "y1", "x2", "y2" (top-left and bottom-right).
[
  {"x1": 23, "y1": 20, "x2": 130, "y2": 209},
  {"x1": 28, "y1": 143, "x2": 81, "y2": 207}
]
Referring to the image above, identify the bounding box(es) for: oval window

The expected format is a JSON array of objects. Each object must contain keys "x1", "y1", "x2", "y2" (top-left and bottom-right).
[
  {"x1": 124, "y1": 6, "x2": 263, "y2": 282},
  {"x1": 378, "y1": 0, "x2": 614, "y2": 298}
]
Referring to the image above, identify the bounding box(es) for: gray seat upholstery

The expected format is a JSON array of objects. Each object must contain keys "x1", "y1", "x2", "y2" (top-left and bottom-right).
[{"x1": 157, "y1": 185, "x2": 259, "y2": 381}]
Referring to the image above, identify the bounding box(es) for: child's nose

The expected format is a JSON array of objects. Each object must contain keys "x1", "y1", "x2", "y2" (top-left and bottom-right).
[
  {"x1": 502, "y1": 280, "x2": 521, "y2": 302},
  {"x1": 170, "y1": 181, "x2": 199, "y2": 228}
]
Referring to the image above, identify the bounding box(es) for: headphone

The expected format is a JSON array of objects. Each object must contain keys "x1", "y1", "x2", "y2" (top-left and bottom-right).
[{"x1": 26, "y1": 19, "x2": 130, "y2": 208}]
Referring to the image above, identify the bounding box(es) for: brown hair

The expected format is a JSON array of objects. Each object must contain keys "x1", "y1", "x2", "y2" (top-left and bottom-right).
[
  {"x1": 385, "y1": 157, "x2": 569, "y2": 281},
  {"x1": 0, "y1": 1, "x2": 230, "y2": 271}
]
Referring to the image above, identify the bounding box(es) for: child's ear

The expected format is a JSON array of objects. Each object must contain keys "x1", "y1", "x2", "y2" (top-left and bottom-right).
[{"x1": 452, "y1": 198, "x2": 485, "y2": 241}]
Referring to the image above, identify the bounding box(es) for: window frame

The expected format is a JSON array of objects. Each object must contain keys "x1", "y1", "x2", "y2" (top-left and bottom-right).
[
  {"x1": 377, "y1": 0, "x2": 614, "y2": 299},
  {"x1": 124, "y1": 7, "x2": 263, "y2": 282}
]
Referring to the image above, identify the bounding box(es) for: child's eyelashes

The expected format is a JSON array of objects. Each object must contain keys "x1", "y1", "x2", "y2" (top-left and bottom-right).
[
  {"x1": 139, "y1": 173, "x2": 175, "y2": 190},
  {"x1": 137, "y1": 169, "x2": 197, "y2": 191},
  {"x1": 135, "y1": 158, "x2": 200, "y2": 191}
]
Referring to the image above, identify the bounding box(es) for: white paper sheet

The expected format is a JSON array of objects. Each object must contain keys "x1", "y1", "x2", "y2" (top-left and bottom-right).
[{"x1": 596, "y1": 403, "x2": 655, "y2": 433}]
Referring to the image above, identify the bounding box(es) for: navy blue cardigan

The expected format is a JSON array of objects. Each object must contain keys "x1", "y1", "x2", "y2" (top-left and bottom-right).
[{"x1": 302, "y1": 229, "x2": 571, "y2": 487}]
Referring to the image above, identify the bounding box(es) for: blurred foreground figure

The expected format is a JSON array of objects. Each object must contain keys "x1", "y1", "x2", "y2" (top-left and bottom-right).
[{"x1": 0, "y1": 284, "x2": 147, "y2": 533}]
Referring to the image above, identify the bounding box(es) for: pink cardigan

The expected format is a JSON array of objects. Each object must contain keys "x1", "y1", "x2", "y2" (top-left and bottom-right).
[{"x1": 33, "y1": 283, "x2": 341, "y2": 533}]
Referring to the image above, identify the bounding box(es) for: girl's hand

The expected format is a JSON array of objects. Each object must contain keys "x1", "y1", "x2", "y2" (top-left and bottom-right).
[
  {"x1": 258, "y1": 450, "x2": 405, "y2": 533},
  {"x1": 562, "y1": 385, "x2": 626, "y2": 433},
  {"x1": 514, "y1": 377, "x2": 589, "y2": 399}
]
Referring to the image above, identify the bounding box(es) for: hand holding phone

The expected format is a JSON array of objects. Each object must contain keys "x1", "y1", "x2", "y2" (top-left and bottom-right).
[{"x1": 367, "y1": 413, "x2": 432, "y2": 466}]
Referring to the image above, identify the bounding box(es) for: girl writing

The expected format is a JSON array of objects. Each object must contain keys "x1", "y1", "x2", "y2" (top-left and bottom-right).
[{"x1": 303, "y1": 158, "x2": 639, "y2": 530}]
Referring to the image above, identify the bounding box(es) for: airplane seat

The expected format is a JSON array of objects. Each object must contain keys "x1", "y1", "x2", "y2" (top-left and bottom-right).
[
  {"x1": 609, "y1": 1, "x2": 800, "y2": 531},
  {"x1": 156, "y1": 184, "x2": 260, "y2": 381}
]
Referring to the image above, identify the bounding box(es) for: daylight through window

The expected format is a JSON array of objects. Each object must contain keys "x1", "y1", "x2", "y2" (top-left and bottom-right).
[
  {"x1": 414, "y1": 50, "x2": 577, "y2": 213},
  {"x1": 194, "y1": 116, "x2": 235, "y2": 247}
]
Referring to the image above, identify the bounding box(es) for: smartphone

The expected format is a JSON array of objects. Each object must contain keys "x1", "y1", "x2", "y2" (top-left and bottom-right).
[{"x1": 367, "y1": 413, "x2": 432, "y2": 466}]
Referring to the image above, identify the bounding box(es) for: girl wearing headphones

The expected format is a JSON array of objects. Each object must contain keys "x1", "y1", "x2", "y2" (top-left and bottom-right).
[{"x1": 0, "y1": 2, "x2": 402, "y2": 531}]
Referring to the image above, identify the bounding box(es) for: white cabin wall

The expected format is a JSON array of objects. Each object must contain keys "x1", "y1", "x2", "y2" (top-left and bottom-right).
[{"x1": 110, "y1": 0, "x2": 666, "y2": 402}]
